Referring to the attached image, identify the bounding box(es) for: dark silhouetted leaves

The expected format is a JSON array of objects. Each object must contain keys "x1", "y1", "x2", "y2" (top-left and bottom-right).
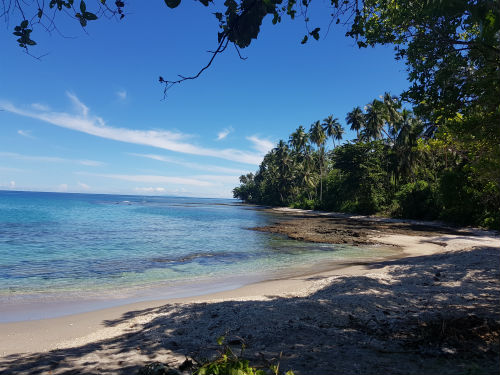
[
  {"x1": 164, "y1": 0, "x2": 181, "y2": 8},
  {"x1": 310, "y1": 27, "x2": 320, "y2": 40},
  {"x1": 13, "y1": 20, "x2": 36, "y2": 48},
  {"x1": 84, "y1": 12, "x2": 97, "y2": 20}
]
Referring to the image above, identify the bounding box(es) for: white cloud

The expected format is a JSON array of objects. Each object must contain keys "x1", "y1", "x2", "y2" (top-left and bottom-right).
[
  {"x1": 17, "y1": 130, "x2": 35, "y2": 139},
  {"x1": 116, "y1": 90, "x2": 127, "y2": 100},
  {"x1": 0, "y1": 151, "x2": 104, "y2": 166},
  {"x1": 9, "y1": 181, "x2": 15, "y2": 188},
  {"x1": 78, "y1": 159, "x2": 105, "y2": 167},
  {"x1": 31, "y1": 103, "x2": 50, "y2": 111},
  {"x1": 0, "y1": 94, "x2": 263, "y2": 165},
  {"x1": 134, "y1": 187, "x2": 166, "y2": 193},
  {"x1": 77, "y1": 182, "x2": 90, "y2": 190},
  {"x1": 191, "y1": 174, "x2": 240, "y2": 185},
  {"x1": 67, "y1": 92, "x2": 89, "y2": 117},
  {"x1": 0, "y1": 166, "x2": 26, "y2": 172},
  {"x1": 216, "y1": 127, "x2": 233, "y2": 141},
  {"x1": 246, "y1": 135, "x2": 274, "y2": 154},
  {"x1": 57, "y1": 183, "x2": 68, "y2": 192},
  {"x1": 129, "y1": 153, "x2": 248, "y2": 175},
  {"x1": 80, "y1": 172, "x2": 215, "y2": 187}
]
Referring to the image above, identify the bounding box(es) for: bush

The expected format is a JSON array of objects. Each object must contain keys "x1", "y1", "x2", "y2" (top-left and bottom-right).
[
  {"x1": 290, "y1": 197, "x2": 316, "y2": 210},
  {"x1": 395, "y1": 180, "x2": 439, "y2": 220}
]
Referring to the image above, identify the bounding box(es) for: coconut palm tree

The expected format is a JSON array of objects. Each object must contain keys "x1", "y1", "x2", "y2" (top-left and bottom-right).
[
  {"x1": 274, "y1": 140, "x2": 293, "y2": 204},
  {"x1": 394, "y1": 110, "x2": 425, "y2": 182},
  {"x1": 309, "y1": 120, "x2": 327, "y2": 203},
  {"x1": 365, "y1": 99, "x2": 392, "y2": 141},
  {"x1": 382, "y1": 92, "x2": 402, "y2": 139},
  {"x1": 333, "y1": 122, "x2": 344, "y2": 146},
  {"x1": 289, "y1": 125, "x2": 309, "y2": 154},
  {"x1": 322, "y1": 115, "x2": 341, "y2": 148},
  {"x1": 346, "y1": 106, "x2": 365, "y2": 140}
]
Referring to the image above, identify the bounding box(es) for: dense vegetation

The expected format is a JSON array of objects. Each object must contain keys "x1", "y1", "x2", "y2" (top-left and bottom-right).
[
  {"x1": 233, "y1": 0, "x2": 500, "y2": 231},
  {"x1": 233, "y1": 93, "x2": 500, "y2": 229}
]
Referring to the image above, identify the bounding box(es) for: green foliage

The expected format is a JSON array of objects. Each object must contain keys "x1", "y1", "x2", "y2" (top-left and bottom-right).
[
  {"x1": 438, "y1": 167, "x2": 499, "y2": 228},
  {"x1": 234, "y1": 93, "x2": 499, "y2": 230},
  {"x1": 290, "y1": 197, "x2": 315, "y2": 210},
  {"x1": 394, "y1": 181, "x2": 439, "y2": 220},
  {"x1": 195, "y1": 337, "x2": 294, "y2": 375},
  {"x1": 327, "y1": 141, "x2": 393, "y2": 214}
]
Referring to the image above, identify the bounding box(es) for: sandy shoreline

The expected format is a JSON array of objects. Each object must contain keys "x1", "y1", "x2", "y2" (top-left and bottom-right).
[{"x1": 1, "y1": 211, "x2": 499, "y2": 374}]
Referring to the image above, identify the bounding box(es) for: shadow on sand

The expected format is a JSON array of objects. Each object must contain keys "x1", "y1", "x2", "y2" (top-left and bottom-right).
[{"x1": 1, "y1": 247, "x2": 499, "y2": 375}]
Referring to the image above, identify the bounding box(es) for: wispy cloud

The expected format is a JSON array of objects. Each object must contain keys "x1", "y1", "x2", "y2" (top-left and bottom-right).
[
  {"x1": 116, "y1": 90, "x2": 127, "y2": 101},
  {"x1": 134, "y1": 187, "x2": 166, "y2": 193},
  {"x1": 129, "y1": 153, "x2": 248, "y2": 175},
  {"x1": 0, "y1": 166, "x2": 26, "y2": 172},
  {"x1": 77, "y1": 181, "x2": 90, "y2": 190},
  {"x1": 246, "y1": 135, "x2": 274, "y2": 154},
  {"x1": 216, "y1": 127, "x2": 233, "y2": 141},
  {"x1": 79, "y1": 172, "x2": 215, "y2": 187},
  {"x1": 1, "y1": 93, "x2": 264, "y2": 165},
  {"x1": 192, "y1": 174, "x2": 239, "y2": 184},
  {"x1": 67, "y1": 92, "x2": 89, "y2": 117},
  {"x1": 0, "y1": 151, "x2": 105, "y2": 166},
  {"x1": 17, "y1": 130, "x2": 35, "y2": 139},
  {"x1": 79, "y1": 160, "x2": 105, "y2": 167},
  {"x1": 31, "y1": 103, "x2": 50, "y2": 111}
]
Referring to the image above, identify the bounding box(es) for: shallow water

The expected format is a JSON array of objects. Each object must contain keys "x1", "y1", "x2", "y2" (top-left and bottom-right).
[{"x1": 0, "y1": 190, "x2": 399, "y2": 321}]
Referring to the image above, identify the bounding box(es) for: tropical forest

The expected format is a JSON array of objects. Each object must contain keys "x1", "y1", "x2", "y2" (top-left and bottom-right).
[{"x1": 234, "y1": 91, "x2": 499, "y2": 229}]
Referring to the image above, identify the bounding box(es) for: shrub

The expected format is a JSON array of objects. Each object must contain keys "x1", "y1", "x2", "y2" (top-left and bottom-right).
[{"x1": 395, "y1": 180, "x2": 439, "y2": 220}]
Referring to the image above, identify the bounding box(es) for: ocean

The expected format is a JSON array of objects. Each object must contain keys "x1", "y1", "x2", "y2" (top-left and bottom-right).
[{"x1": 0, "y1": 190, "x2": 399, "y2": 321}]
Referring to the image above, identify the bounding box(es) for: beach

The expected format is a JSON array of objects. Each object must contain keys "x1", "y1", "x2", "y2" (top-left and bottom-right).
[{"x1": 1, "y1": 209, "x2": 499, "y2": 374}]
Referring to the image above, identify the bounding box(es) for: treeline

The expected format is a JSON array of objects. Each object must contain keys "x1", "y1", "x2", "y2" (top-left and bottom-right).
[{"x1": 233, "y1": 93, "x2": 499, "y2": 229}]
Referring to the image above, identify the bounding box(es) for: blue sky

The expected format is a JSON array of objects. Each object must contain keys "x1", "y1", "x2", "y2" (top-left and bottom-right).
[{"x1": 0, "y1": 1, "x2": 409, "y2": 197}]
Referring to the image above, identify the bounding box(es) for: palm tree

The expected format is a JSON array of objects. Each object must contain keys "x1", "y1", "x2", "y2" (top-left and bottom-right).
[
  {"x1": 333, "y1": 121, "x2": 344, "y2": 146},
  {"x1": 309, "y1": 120, "x2": 326, "y2": 151},
  {"x1": 382, "y1": 92, "x2": 402, "y2": 139},
  {"x1": 289, "y1": 125, "x2": 309, "y2": 154},
  {"x1": 394, "y1": 109, "x2": 424, "y2": 182},
  {"x1": 274, "y1": 140, "x2": 293, "y2": 204},
  {"x1": 309, "y1": 120, "x2": 327, "y2": 203},
  {"x1": 365, "y1": 99, "x2": 392, "y2": 141},
  {"x1": 346, "y1": 106, "x2": 365, "y2": 140},
  {"x1": 322, "y1": 115, "x2": 341, "y2": 148}
]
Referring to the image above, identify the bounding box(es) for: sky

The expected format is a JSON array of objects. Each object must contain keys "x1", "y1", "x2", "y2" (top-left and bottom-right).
[{"x1": 0, "y1": 1, "x2": 410, "y2": 198}]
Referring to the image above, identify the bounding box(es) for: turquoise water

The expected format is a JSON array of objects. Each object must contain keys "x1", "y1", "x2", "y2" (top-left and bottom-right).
[{"x1": 0, "y1": 190, "x2": 399, "y2": 320}]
